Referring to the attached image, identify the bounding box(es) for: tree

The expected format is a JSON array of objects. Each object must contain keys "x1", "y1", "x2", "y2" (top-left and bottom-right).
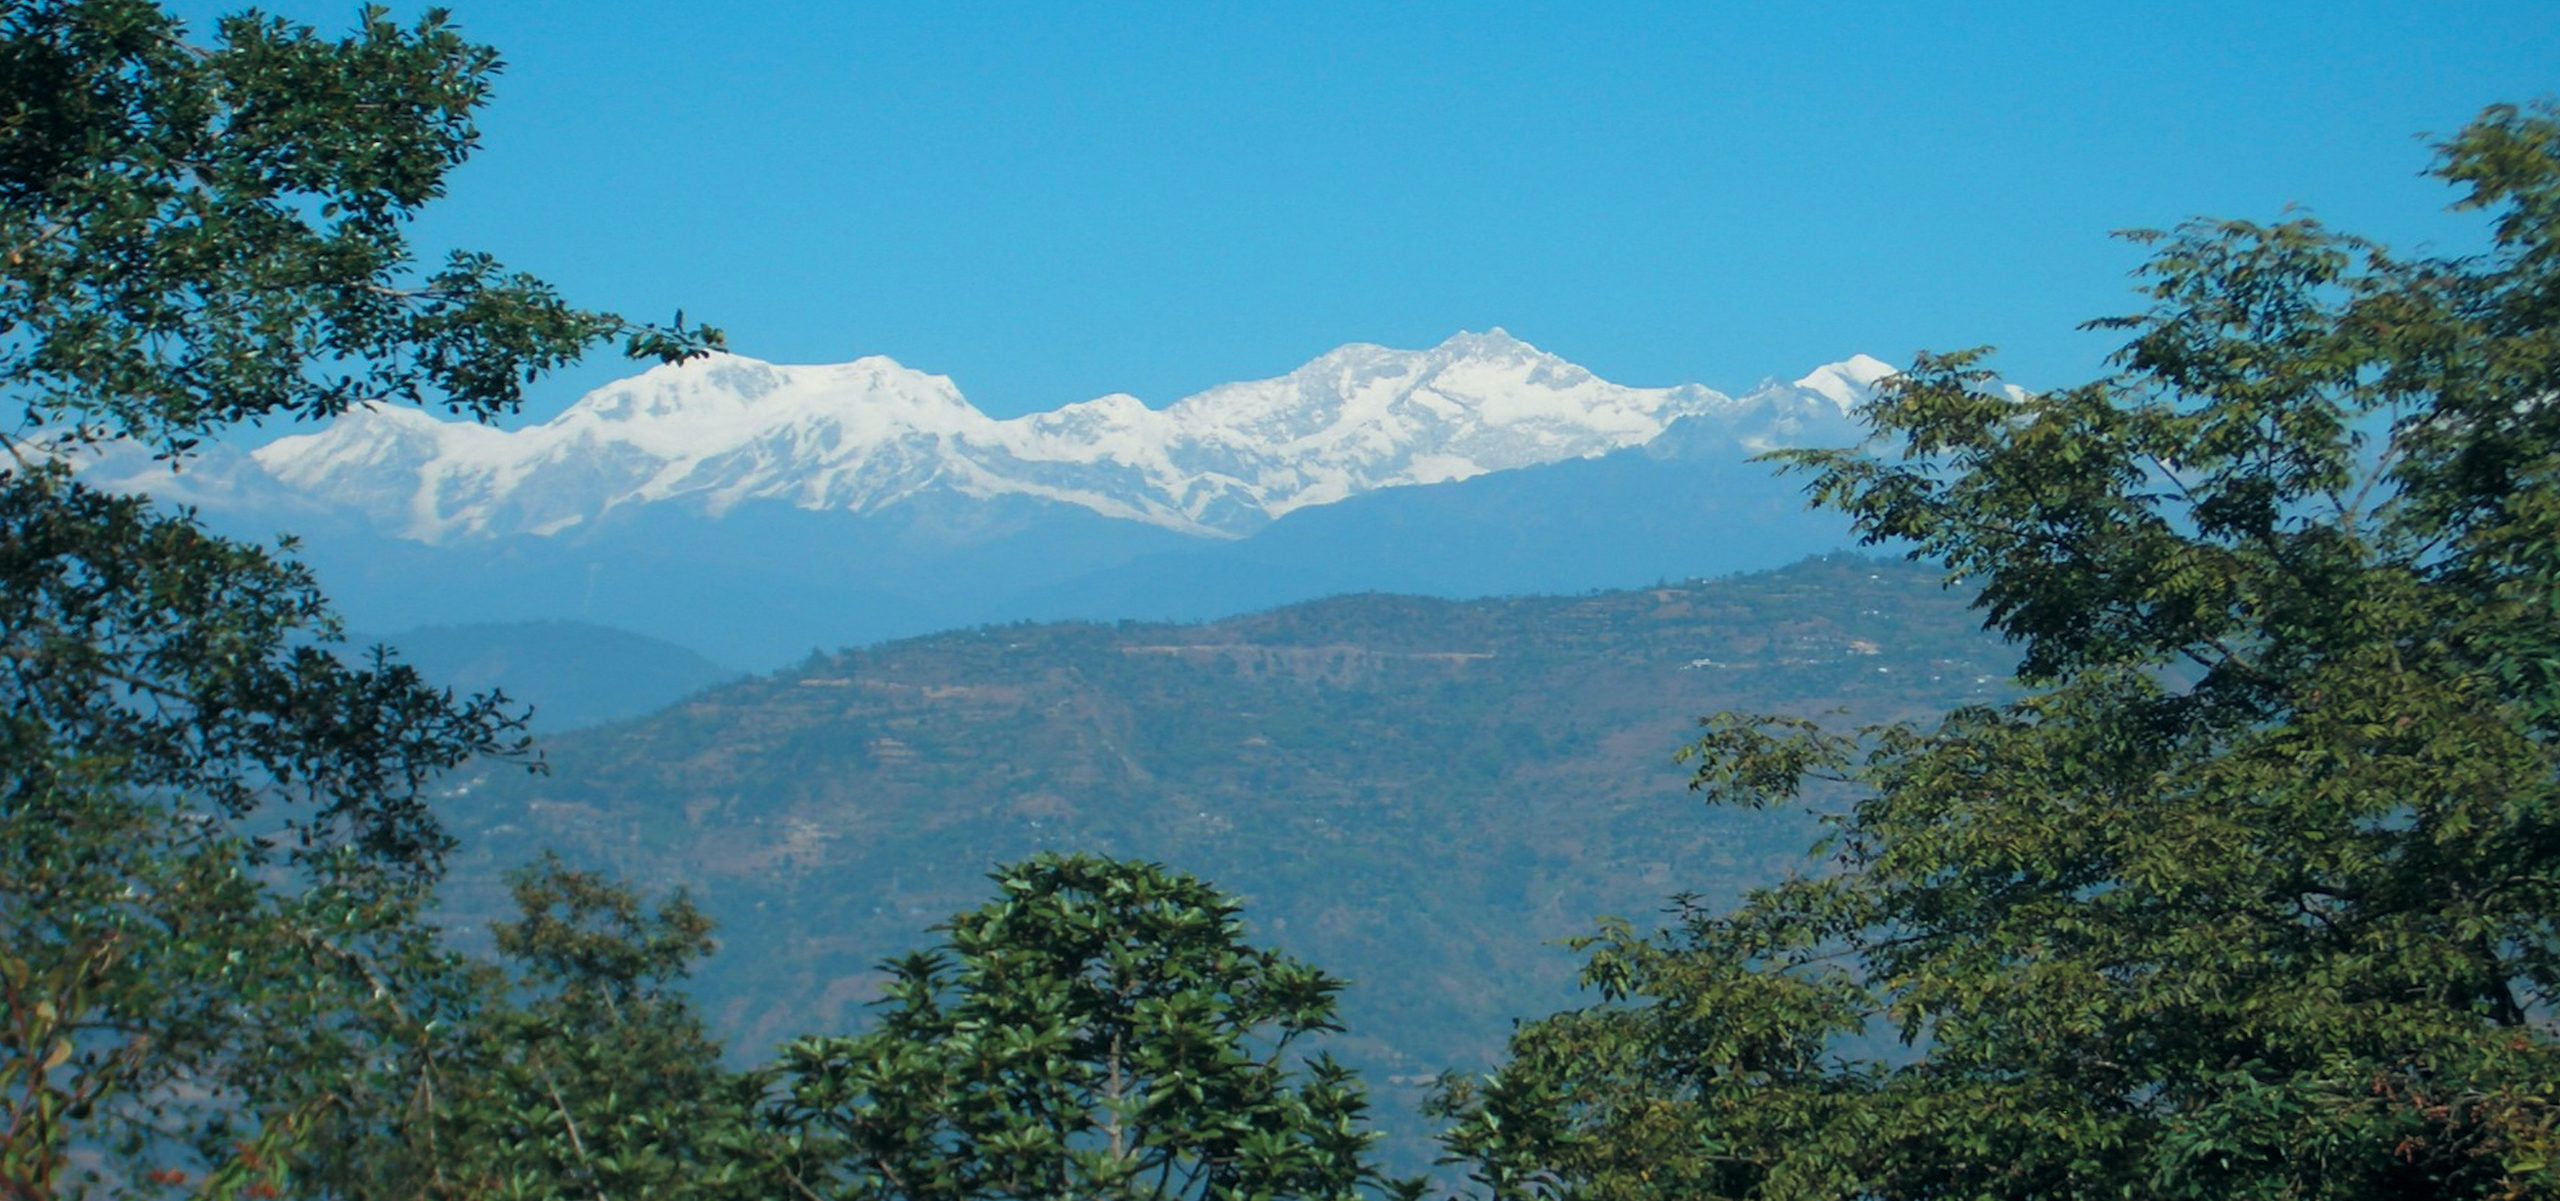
[
  {"x1": 0, "y1": 2, "x2": 716, "y2": 1195},
  {"x1": 1434, "y1": 103, "x2": 2560, "y2": 1200},
  {"x1": 772, "y1": 854, "x2": 1420, "y2": 1201},
  {"x1": 311, "y1": 856, "x2": 780, "y2": 1201}
]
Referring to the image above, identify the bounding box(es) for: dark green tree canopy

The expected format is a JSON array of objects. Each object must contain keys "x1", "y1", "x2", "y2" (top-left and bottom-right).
[
  {"x1": 305, "y1": 856, "x2": 782, "y2": 1201},
  {"x1": 1436, "y1": 103, "x2": 2560, "y2": 1201},
  {"x1": 0, "y1": 0, "x2": 718, "y2": 457},
  {"x1": 0, "y1": 3, "x2": 719, "y2": 1195},
  {"x1": 774, "y1": 854, "x2": 1420, "y2": 1201}
]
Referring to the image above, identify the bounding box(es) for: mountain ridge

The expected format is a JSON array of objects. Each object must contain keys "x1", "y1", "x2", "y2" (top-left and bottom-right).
[
  {"x1": 246, "y1": 330, "x2": 1885, "y2": 542},
  {"x1": 434, "y1": 555, "x2": 2014, "y2": 1169},
  {"x1": 70, "y1": 333, "x2": 1897, "y2": 667},
  {"x1": 363, "y1": 619, "x2": 742, "y2": 733}
]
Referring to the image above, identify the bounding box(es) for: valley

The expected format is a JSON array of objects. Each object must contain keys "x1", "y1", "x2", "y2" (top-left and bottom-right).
[{"x1": 432, "y1": 555, "x2": 2015, "y2": 1159}]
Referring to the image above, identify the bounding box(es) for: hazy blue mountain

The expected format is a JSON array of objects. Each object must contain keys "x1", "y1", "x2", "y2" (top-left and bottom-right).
[
  {"x1": 287, "y1": 492, "x2": 1203, "y2": 664},
  {"x1": 365, "y1": 620, "x2": 742, "y2": 732},
  {"x1": 265, "y1": 405, "x2": 1864, "y2": 666},
  {"x1": 981, "y1": 411, "x2": 1861, "y2": 624}
]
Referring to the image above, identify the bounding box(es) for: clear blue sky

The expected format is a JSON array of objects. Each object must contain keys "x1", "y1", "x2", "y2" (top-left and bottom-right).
[{"x1": 174, "y1": 2, "x2": 2558, "y2": 420}]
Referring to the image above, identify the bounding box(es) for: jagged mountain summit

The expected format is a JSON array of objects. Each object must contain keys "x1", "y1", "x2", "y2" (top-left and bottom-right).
[
  {"x1": 75, "y1": 332, "x2": 1896, "y2": 665},
  {"x1": 249, "y1": 330, "x2": 1891, "y2": 543}
]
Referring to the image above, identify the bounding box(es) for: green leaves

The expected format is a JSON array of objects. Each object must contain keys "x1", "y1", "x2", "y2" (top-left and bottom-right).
[
  {"x1": 316, "y1": 859, "x2": 782, "y2": 1201},
  {"x1": 1440, "y1": 101, "x2": 2560, "y2": 1200},
  {"x1": 0, "y1": 457, "x2": 549, "y2": 1196},
  {"x1": 0, "y1": 0, "x2": 723, "y2": 459},
  {"x1": 773, "y1": 853, "x2": 1417, "y2": 1200},
  {"x1": 0, "y1": 4, "x2": 725, "y2": 1195}
]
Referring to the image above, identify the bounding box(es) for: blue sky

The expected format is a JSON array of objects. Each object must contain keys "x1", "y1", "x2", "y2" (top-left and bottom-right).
[{"x1": 175, "y1": 2, "x2": 2557, "y2": 421}]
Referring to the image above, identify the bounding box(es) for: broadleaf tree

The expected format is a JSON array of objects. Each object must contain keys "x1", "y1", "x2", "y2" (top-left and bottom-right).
[
  {"x1": 1433, "y1": 103, "x2": 2560, "y2": 1200},
  {"x1": 0, "y1": 1, "x2": 719, "y2": 1195},
  {"x1": 308, "y1": 856, "x2": 781, "y2": 1201},
  {"x1": 772, "y1": 854, "x2": 1423, "y2": 1201}
]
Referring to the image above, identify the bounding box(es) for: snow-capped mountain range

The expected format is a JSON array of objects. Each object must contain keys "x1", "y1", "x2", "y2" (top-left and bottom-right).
[
  {"x1": 245, "y1": 329, "x2": 1893, "y2": 543},
  {"x1": 60, "y1": 330, "x2": 1898, "y2": 665}
]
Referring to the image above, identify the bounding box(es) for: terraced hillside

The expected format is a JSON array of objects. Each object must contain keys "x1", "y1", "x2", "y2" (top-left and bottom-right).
[{"x1": 439, "y1": 555, "x2": 2015, "y2": 1153}]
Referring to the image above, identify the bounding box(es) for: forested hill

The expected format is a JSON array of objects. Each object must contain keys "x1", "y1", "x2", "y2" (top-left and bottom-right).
[{"x1": 440, "y1": 555, "x2": 2015, "y2": 1132}]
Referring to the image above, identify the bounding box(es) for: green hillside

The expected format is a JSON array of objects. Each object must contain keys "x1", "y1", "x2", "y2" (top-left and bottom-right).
[{"x1": 440, "y1": 555, "x2": 2014, "y2": 1152}]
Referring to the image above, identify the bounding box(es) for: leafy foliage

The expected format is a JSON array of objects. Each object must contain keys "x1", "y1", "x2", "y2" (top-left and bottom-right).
[
  {"x1": 304, "y1": 857, "x2": 781, "y2": 1201},
  {"x1": 0, "y1": 2, "x2": 718, "y2": 1195},
  {"x1": 771, "y1": 854, "x2": 1421, "y2": 1200},
  {"x1": 0, "y1": 6, "x2": 1429, "y2": 1200},
  {"x1": 1434, "y1": 103, "x2": 2560, "y2": 1200},
  {"x1": 0, "y1": 0, "x2": 718, "y2": 457},
  {"x1": 0, "y1": 449, "x2": 530, "y2": 1198}
]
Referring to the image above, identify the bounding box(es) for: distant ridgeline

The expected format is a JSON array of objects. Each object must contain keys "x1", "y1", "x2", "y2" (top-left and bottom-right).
[
  {"x1": 435, "y1": 555, "x2": 2016, "y2": 1163},
  {"x1": 360, "y1": 621, "x2": 743, "y2": 733},
  {"x1": 91, "y1": 331, "x2": 1884, "y2": 666}
]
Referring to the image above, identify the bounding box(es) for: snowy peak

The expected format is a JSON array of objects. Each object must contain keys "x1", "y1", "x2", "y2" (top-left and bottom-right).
[
  {"x1": 1792, "y1": 353, "x2": 1899, "y2": 411},
  {"x1": 555, "y1": 355, "x2": 983, "y2": 447},
  {"x1": 241, "y1": 334, "x2": 1894, "y2": 543}
]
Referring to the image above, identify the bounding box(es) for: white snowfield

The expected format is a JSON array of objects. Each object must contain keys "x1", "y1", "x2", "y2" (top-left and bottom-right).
[{"x1": 250, "y1": 329, "x2": 1894, "y2": 543}]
